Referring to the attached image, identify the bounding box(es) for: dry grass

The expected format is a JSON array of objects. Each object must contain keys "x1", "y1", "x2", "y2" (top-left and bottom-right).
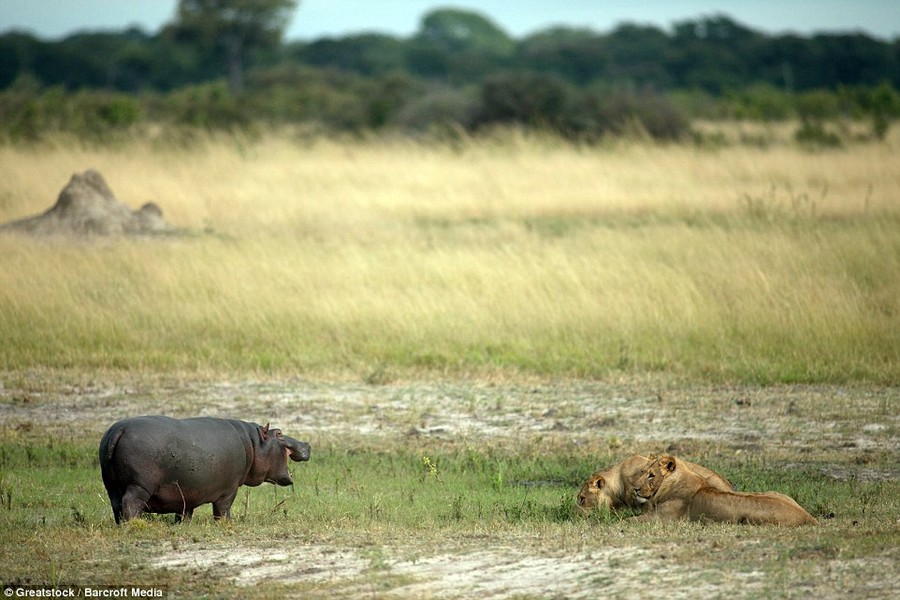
[{"x1": 0, "y1": 128, "x2": 898, "y2": 381}]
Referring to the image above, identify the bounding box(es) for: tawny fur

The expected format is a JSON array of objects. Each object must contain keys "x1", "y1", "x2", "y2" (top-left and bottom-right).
[
  {"x1": 576, "y1": 454, "x2": 734, "y2": 516},
  {"x1": 631, "y1": 454, "x2": 818, "y2": 526}
]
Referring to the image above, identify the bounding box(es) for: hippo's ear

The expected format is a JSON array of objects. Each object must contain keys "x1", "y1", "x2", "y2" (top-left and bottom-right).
[{"x1": 261, "y1": 423, "x2": 270, "y2": 442}]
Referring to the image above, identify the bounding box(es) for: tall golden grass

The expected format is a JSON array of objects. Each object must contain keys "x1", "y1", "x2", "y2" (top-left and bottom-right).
[{"x1": 1, "y1": 129, "x2": 897, "y2": 381}]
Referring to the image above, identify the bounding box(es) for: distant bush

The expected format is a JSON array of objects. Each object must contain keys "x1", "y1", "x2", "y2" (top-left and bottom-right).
[
  {"x1": 0, "y1": 94, "x2": 41, "y2": 141},
  {"x1": 392, "y1": 86, "x2": 478, "y2": 133},
  {"x1": 595, "y1": 90, "x2": 689, "y2": 140},
  {"x1": 0, "y1": 82, "x2": 141, "y2": 141},
  {"x1": 796, "y1": 90, "x2": 842, "y2": 122},
  {"x1": 73, "y1": 93, "x2": 141, "y2": 130},
  {"x1": 562, "y1": 89, "x2": 688, "y2": 141},
  {"x1": 476, "y1": 72, "x2": 571, "y2": 129},
  {"x1": 795, "y1": 120, "x2": 843, "y2": 148},
  {"x1": 839, "y1": 82, "x2": 899, "y2": 140},
  {"x1": 242, "y1": 66, "x2": 421, "y2": 133},
  {"x1": 365, "y1": 73, "x2": 423, "y2": 129},
  {"x1": 161, "y1": 82, "x2": 249, "y2": 130},
  {"x1": 723, "y1": 84, "x2": 795, "y2": 120},
  {"x1": 474, "y1": 75, "x2": 688, "y2": 141}
]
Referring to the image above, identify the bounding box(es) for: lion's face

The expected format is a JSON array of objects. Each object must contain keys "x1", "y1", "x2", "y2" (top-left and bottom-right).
[
  {"x1": 577, "y1": 455, "x2": 656, "y2": 515},
  {"x1": 576, "y1": 471, "x2": 608, "y2": 516},
  {"x1": 631, "y1": 455, "x2": 676, "y2": 505}
]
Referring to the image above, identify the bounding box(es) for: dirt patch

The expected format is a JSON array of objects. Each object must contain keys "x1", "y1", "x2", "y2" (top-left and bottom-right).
[
  {"x1": 153, "y1": 545, "x2": 369, "y2": 587},
  {"x1": 145, "y1": 530, "x2": 898, "y2": 599},
  {"x1": 150, "y1": 542, "x2": 749, "y2": 599},
  {"x1": 384, "y1": 547, "x2": 645, "y2": 599},
  {"x1": 2, "y1": 378, "x2": 896, "y2": 467},
  {"x1": 0, "y1": 169, "x2": 172, "y2": 236}
]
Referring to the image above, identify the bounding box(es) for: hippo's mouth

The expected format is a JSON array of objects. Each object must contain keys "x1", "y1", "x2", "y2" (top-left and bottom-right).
[
  {"x1": 283, "y1": 438, "x2": 311, "y2": 462},
  {"x1": 294, "y1": 449, "x2": 311, "y2": 461},
  {"x1": 268, "y1": 474, "x2": 294, "y2": 486}
]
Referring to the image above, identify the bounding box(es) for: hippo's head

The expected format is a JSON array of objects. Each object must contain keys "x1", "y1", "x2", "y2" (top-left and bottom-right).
[{"x1": 256, "y1": 424, "x2": 311, "y2": 487}]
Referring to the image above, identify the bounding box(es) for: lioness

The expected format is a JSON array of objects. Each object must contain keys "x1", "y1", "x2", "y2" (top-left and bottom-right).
[
  {"x1": 631, "y1": 454, "x2": 818, "y2": 526},
  {"x1": 576, "y1": 454, "x2": 734, "y2": 516}
]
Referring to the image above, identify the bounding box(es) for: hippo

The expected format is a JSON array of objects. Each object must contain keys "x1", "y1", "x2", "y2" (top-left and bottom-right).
[{"x1": 99, "y1": 416, "x2": 311, "y2": 523}]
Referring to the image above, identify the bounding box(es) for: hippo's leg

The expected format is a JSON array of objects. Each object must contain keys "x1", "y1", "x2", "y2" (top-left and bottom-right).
[
  {"x1": 174, "y1": 508, "x2": 194, "y2": 524},
  {"x1": 212, "y1": 489, "x2": 239, "y2": 520},
  {"x1": 120, "y1": 485, "x2": 152, "y2": 521},
  {"x1": 108, "y1": 492, "x2": 124, "y2": 524}
]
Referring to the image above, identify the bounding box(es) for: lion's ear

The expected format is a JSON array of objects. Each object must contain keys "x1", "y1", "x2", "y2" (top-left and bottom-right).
[
  {"x1": 594, "y1": 476, "x2": 605, "y2": 490},
  {"x1": 659, "y1": 455, "x2": 677, "y2": 474}
]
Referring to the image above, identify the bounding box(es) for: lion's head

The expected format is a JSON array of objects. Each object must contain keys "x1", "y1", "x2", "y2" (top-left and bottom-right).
[
  {"x1": 631, "y1": 454, "x2": 676, "y2": 505},
  {"x1": 576, "y1": 455, "x2": 650, "y2": 516},
  {"x1": 576, "y1": 470, "x2": 608, "y2": 516}
]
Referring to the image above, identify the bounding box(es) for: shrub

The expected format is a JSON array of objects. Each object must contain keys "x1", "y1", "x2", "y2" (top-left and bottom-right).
[
  {"x1": 570, "y1": 89, "x2": 689, "y2": 141},
  {"x1": 0, "y1": 85, "x2": 141, "y2": 141},
  {"x1": 725, "y1": 84, "x2": 794, "y2": 120},
  {"x1": 796, "y1": 90, "x2": 842, "y2": 121},
  {"x1": 163, "y1": 82, "x2": 249, "y2": 130},
  {"x1": 476, "y1": 72, "x2": 571, "y2": 128},
  {"x1": 95, "y1": 96, "x2": 140, "y2": 127},
  {"x1": 392, "y1": 86, "x2": 478, "y2": 132},
  {"x1": 794, "y1": 120, "x2": 843, "y2": 148}
]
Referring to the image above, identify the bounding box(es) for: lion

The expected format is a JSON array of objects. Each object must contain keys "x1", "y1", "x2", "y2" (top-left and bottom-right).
[
  {"x1": 576, "y1": 454, "x2": 734, "y2": 516},
  {"x1": 631, "y1": 454, "x2": 818, "y2": 526}
]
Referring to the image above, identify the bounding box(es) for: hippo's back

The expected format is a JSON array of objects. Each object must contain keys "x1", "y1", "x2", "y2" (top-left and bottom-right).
[{"x1": 99, "y1": 416, "x2": 251, "y2": 494}]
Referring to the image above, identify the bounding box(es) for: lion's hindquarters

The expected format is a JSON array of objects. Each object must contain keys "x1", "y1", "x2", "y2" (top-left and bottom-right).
[{"x1": 691, "y1": 489, "x2": 818, "y2": 526}]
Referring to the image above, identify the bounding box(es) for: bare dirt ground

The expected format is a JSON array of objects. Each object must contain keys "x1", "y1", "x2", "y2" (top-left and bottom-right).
[
  {"x1": 2, "y1": 376, "x2": 898, "y2": 598},
  {"x1": 4, "y1": 377, "x2": 896, "y2": 455}
]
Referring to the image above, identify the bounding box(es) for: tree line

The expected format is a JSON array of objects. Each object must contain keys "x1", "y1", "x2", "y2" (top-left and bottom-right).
[{"x1": 1, "y1": 5, "x2": 899, "y2": 142}]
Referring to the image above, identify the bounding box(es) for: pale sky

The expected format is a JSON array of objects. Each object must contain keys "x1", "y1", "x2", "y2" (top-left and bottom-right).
[{"x1": 2, "y1": 1, "x2": 899, "y2": 41}]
